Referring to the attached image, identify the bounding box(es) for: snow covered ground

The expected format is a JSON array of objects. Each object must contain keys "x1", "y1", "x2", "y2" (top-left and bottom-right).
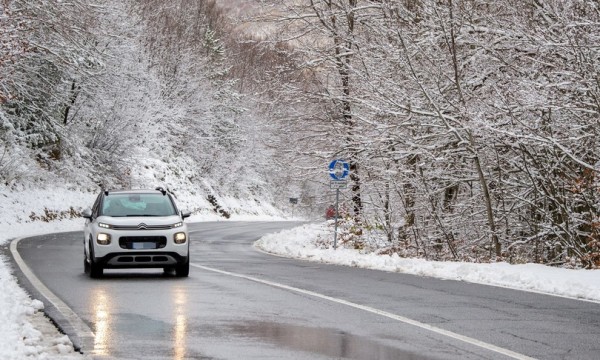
[
  {"x1": 1, "y1": 217, "x2": 87, "y2": 359},
  {"x1": 1, "y1": 189, "x2": 599, "y2": 359}
]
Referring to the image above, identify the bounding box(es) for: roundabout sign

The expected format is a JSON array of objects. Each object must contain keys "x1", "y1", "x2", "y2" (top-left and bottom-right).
[
  {"x1": 328, "y1": 159, "x2": 349, "y2": 249},
  {"x1": 329, "y1": 159, "x2": 350, "y2": 181}
]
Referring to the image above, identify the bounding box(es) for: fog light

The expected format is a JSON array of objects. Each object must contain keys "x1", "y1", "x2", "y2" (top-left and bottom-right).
[
  {"x1": 174, "y1": 232, "x2": 187, "y2": 244},
  {"x1": 97, "y1": 233, "x2": 111, "y2": 245}
]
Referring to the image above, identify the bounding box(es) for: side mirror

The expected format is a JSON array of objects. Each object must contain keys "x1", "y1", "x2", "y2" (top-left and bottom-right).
[
  {"x1": 181, "y1": 211, "x2": 191, "y2": 219},
  {"x1": 82, "y1": 208, "x2": 93, "y2": 219}
]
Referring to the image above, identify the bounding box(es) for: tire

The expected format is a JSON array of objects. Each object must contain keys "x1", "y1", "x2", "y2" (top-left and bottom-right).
[
  {"x1": 90, "y1": 261, "x2": 103, "y2": 278},
  {"x1": 89, "y1": 242, "x2": 103, "y2": 278},
  {"x1": 84, "y1": 254, "x2": 90, "y2": 274},
  {"x1": 175, "y1": 259, "x2": 189, "y2": 277}
]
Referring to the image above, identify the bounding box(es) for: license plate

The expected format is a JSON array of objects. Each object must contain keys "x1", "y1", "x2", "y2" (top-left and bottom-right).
[{"x1": 132, "y1": 242, "x2": 156, "y2": 249}]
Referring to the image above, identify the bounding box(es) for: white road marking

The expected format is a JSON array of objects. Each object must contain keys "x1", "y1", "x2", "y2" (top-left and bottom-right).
[
  {"x1": 10, "y1": 237, "x2": 95, "y2": 353},
  {"x1": 192, "y1": 263, "x2": 537, "y2": 360}
]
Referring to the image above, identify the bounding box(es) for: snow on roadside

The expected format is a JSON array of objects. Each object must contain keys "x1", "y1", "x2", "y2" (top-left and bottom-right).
[
  {"x1": 255, "y1": 222, "x2": 600, "y2": 303},
  {"x1": 0, "y1": 218, "x2": 87, "y2": 359},
  {"x1": 0, "y1": 186, "x2": 94, "y2": 359}
]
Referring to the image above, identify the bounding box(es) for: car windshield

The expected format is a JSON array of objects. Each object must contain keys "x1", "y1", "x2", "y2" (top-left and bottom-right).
[{"x1": 101, "y1": 193, "x2": 176, "y2": 217}]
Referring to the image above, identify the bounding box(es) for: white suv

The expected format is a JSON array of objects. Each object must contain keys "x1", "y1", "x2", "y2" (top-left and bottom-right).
[{"x1": 82, "y1": 188, "x2": 191, "y2": 278}]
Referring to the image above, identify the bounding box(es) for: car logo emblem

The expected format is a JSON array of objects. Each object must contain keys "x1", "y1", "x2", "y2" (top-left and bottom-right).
[{"x1": 138, "y1": 223, "x2": 148, "y2": 230}]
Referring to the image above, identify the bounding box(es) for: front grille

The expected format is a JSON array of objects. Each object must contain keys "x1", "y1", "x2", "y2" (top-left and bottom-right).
[
  {"x1": 112, "y1": 224, "x2": 172, "y2": 230},
  {"x1": 119, "y1": 236, "x2": 167, "y2": 249},
  {"x1": 110, "y1": 255, "x2": 177, "y2": 265}
]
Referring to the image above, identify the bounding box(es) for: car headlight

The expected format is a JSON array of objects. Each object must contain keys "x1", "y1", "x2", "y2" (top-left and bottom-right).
[
  {"x1": 174, "y1": 232, "x2": 187, "y2": 244},
  {"x1": 172, "y1": 222, "x2": 183, "y2": 228},
  {"x1": 97, "y1": 233, "x2": 111, "y2": 245},
  {"x1": 98, "y1": 222, "x2": 112, "y2": 229}
]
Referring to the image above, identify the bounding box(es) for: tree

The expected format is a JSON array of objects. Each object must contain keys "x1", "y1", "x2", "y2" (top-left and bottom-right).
[
  {"x1": 1, "y1": 0, "x2": 100, "y2": 164},
  {"x1": 248, "y1": 0, "x2": 599, "y2": 265}
]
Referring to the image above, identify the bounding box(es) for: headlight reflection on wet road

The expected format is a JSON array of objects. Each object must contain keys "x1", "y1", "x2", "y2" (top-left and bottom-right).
[
  {"x1": 91, "y1": 287, "x2": 112, "y2": 357},
  {"x1": 173, "y1": 286, "x2": 187, "y2": 360}
]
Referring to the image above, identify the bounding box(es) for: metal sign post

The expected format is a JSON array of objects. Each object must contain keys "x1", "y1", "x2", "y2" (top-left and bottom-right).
[
  {"x1": 334, "y1": 187, "x2": 340, "y2": 249},
  {"x1": 329, "y1": 160, "x2": 350, "y2": 249}
]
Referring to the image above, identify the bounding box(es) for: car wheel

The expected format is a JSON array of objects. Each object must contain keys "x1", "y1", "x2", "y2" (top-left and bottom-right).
[
  {"x1": 89, "y1": 242, "x2": 103, "y2": 278},
  {"x1": 175, "y1": 259, "x2": 189, "y2": 277},
  {"x1": 90, "y1": 259, "x2": 103, "y2": 278},
  {"x1": 84, "y1": 252, "x2": 91, "y2": 274}
]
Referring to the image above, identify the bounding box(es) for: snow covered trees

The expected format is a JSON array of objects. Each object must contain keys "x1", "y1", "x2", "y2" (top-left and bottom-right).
[
  {"x1": 252, "y1": 0, "x2": 599, "y2": 267},
  {"x1": 2, "y1": 0, "x2": 597, "y2": 267},
  {"x1": 1, "y1": 0, "x2": 99, "y2": 161},
  {"x1": 1, "y1": 0, "x2": 274, "y2": 204}
]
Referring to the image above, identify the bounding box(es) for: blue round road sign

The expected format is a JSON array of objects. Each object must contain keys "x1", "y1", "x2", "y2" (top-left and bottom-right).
[{"x1": 329, "y1": 159, "x2": 350, "y2": 180}]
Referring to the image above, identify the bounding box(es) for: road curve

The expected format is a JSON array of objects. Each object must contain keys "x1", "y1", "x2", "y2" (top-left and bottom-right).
[{"x1": 8, "y1": 221, "x2": 600, "y2": 360}]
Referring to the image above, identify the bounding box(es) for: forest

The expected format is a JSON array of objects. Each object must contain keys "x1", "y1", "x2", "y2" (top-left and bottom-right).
[{"x1": 1, "y1": 0, "x2": 599, "y2": 267}]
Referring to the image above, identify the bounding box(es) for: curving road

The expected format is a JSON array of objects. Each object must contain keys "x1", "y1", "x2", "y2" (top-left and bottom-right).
[{"x1": 9, "y1": 221, "x2": 600, "y2": 359}]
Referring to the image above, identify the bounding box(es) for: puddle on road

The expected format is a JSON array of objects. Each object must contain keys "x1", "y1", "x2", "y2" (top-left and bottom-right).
[{"x1": 229, "y1": 321, "x2": 434, "y2": 360}]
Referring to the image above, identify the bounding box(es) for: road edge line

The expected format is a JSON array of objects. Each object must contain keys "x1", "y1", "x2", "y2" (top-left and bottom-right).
[
  {"x1": 10, "y1": 237, "x2": 95, "y2": 354},
  {"x1": 192, "y1": 263, "x2": 536, "y2": 360}
]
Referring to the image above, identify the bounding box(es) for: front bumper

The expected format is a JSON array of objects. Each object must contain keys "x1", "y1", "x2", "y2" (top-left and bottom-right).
[{"x1": 94, "y1": 251, "x2": 189, "y2": 269}]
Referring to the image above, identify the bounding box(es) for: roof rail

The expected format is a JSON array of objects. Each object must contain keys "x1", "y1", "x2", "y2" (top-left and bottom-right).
[{"x1": 155, "y1": 187, "x2": 167, "y2": 195}]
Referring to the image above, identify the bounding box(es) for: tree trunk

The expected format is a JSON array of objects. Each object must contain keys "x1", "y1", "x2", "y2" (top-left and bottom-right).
[{"x1": 469, "y1": 131, "x2": 501, "y2": 257}]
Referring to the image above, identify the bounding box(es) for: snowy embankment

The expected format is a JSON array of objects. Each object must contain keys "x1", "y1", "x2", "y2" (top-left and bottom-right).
[
  {"x1": 0, "y1": 186, "x2": 95, "y2": 360},
  {"x1": 255, "y1": 222, "x2": 600, "y2": 303},
  {"x1": 0, "y1": 217, "x2": 88, "y2": 359}
]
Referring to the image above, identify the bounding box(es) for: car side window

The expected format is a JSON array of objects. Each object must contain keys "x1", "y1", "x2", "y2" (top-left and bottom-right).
[
  {"x1": 168, "y1": 194, "x2": 179, "y2": 214},
  {"x1": 91, "y1": 194, "x2": 102, "y2": 218}
]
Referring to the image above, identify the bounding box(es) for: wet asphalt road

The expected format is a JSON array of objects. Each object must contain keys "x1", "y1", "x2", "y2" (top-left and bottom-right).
[{"x1": 10, "y1": 221, "x2": 600, "y2": 360}]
